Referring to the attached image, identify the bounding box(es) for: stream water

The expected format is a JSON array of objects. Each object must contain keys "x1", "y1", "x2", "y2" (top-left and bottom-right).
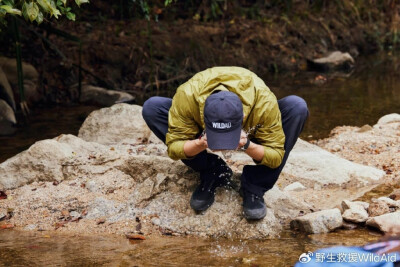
[{"x1": 1, "y1": 53, "x2": 400, "y2": 266}]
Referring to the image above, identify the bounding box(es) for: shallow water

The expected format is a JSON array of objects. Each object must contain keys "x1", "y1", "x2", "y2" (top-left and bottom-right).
[
  {"x1": 1, "y1": 53, "x2": 400, "y2": 266},
  {"x1": 0, "y1": 229, "x2": 383, "y2": 266}
]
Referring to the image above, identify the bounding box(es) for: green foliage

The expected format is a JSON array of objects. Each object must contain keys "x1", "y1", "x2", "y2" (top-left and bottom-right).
[{"x1": 0, "y1": 0, "x2": 89, "y2": 29}]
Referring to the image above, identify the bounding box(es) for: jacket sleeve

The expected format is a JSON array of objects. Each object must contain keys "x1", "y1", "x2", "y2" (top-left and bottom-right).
[
  {"x1": 165, "y1": 89, "x2": 200, "y2": 160},
  {"x1": 255, "y1": 100, "x2": 285, "y2": 168}
]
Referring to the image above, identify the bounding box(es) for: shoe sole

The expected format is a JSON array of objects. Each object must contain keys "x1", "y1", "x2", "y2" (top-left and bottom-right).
[{"x1": 243, "y1": 209, "x2": 267, "y2": 220}]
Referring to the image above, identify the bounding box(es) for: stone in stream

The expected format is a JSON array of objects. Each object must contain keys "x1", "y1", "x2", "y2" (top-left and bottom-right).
[
  {"x1": 0, "y1": 99, "x2": 17, "y2": 136},
  {"x1": 368, "y1": 201, "x2": 390, "y2": 217},
  {"x1": 0, "y1": 57, "x2": 41, "y2": 105},
  {"x1": 307, "y1": 51, "x2": 355, "y2": 72},
  {"x1": 376, "y1": 197, "x2": 400, "y2": 208},
  {"x1": 366, "y1": 212, "x2": 400, "y2": 233},
  {"x1": 79, "y1": 85, "x2": 135, "y2": 106},
  {"x1": 290, "y1": 208, "x2": 343, "y2": 234},
  {"x1": 0, "y1": 66, "x2": 16, "y2": 111},
  {"x1": 341, "y1": 200, "x2": 369, "y2": 223},
  {"x1": 376, "y1": 113, "x2": 400, "y2": 125}
]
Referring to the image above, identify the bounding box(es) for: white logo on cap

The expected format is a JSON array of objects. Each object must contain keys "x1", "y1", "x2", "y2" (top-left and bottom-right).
[{"x1": 212, "y1": 122, "x2": 231, "y2": 129}]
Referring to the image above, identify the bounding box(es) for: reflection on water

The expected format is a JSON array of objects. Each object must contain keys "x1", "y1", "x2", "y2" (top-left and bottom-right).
[
  {"x1": 267, "y1": 53, "x2": 400, "y2": 140},
  {"x1": 0, "y1": 229, "x2": 382, "y2": 266},
  {"x1": 0, "y1": 105, "x2": 98, "y2": 163}
]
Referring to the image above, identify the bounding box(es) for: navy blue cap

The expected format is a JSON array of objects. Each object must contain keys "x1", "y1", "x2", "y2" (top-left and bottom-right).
[{"x1": 204, "y1": 91, "x2": 243, "y2": 150}]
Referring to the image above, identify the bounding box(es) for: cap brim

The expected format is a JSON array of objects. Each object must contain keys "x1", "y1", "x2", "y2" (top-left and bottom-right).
[{"x1": 206, "y1": 126, "x2": 241, "y2": 150}]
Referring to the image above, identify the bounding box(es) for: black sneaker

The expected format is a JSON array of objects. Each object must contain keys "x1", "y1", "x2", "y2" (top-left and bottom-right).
[
  {"x1": 190, "y1": 178, "x2": 217, "y2": 212},
  {"x1": 241, "y1": 188, "x2": 267, "y2": 220},
  {"x1": 190, "y1": 155, "x2": 233, "y2": 212}
]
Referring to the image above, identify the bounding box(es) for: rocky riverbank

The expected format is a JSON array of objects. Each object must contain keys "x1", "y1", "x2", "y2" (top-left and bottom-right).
[{"x1": 0, "y1": 105, "x2": 399, "y2": 239}]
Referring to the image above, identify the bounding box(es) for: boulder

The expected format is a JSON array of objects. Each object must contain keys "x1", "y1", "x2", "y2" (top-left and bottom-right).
[
  {"x1": 290, "y1": 208, "x2": 343, "y2": 234},
  {"x1": 0, "y1": 66, "x2": 16, "y2": 110},
  {"x1": 0, "y1": 99, "x2": 17, "y2": 136},
  {"x1": 341, "y1": 200, "x2": 369, "y2": 223},
  {"x1": 0, "y1": 134, "x2": 120, "y2": 189},
  {"x1": 376, "y1": 197, "x2": 400, "y2": 208},
  {"x1": 376, "y1": 113, "x2": 400, "y2": 125},
  {"x1": 0, "y1": 57, "x2": 40, "y2": 105},
  {"x1": 307, "y1": 51, "x2": 355, "y2": 72},
  {"x1": 283, "y1": 139, "x2": 385, "y2": 185},
  {"x1": 0, "y1": 57, "x2": 39, "y2": 84},
  {"x1": 0, "y1": 99, "x2": 16, "y2": 124},
  {"x1": 0, "y1": 134, "x2": 310, "y2": 238},
  {"x1": 366, "y1": 212, "x2": 400, "y2": 233},
  {"x1": 80, "y1": 85, "x2": 135, "y2": 106},
  {"x1": 78, "y1": 104, "x2": 161, "y2": 145}
]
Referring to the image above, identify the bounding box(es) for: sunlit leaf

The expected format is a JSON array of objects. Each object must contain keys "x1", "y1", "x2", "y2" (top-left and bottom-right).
[
  {"x1": 49, "y1": 0, "x2": 61, "y2": 18},
  {"x1": 0, "y1": 5, "x2": 21, "y2": 15},
  {"x1": 37, "y1": 0, "x2": 51, "y2": 12},
  {"x1": 75, "y1": 0, "x2": 89, "y2": 7},
  {"x1": 36, "y1": 10, "x2": 43, "y2": 24},
  {"x1": 22, "y1": 2, "x2": 39, "y2": 22}
]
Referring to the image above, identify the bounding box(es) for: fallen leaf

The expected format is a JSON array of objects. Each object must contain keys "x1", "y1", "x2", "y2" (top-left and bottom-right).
[
  {"x1": 0, "y1": 191, "x2": 7, "y2": 200},
  {"x1": 110, "y1": 147, "x2": 115, "y2": 151},
  {"x1": 0, "y1": 224, "x2": 14, "y2": 229},
  {"x1": 125, "y1": 234, "x2": 146, "y2": 240}
]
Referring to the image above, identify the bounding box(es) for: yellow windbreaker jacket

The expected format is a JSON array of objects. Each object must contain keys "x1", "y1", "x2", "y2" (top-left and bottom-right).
[{"x1": 166, "y1": 66, "x2": 285, "y2": 168}]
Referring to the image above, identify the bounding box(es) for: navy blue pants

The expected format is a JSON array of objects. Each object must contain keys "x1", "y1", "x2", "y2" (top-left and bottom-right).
[{"x1": 142, "y1": 95, "x2": 308, "y2": 197}]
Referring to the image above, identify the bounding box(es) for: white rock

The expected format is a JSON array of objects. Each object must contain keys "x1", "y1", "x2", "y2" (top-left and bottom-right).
[
  {"x1": 80, "y1": 85, "x2": 134, "y2": 106},
  {"x1": 376, "y1": 113, "x2": 400, "y2": 125},
  {"x1": 291, "y1": 208, "x2": 343, "y2": 234},
  {"x1": 341, "y1": 200, "x2": 369, "y2": 223},
  {"x1": 366, "y1": 212, "x2": 400, "y2": 233},
  {"x1": 283, "y1": 139, "x2": 385, "y2": 185},
  {"x1": 0, "y1": 134, "x2": 119, "y2": 189},
  {"x1": 342, "y1": 200, "x2": 369, "y2": 211},
  {"x1": 283, "y1": 182, "x2": 306, "y2": 192},
  {"x1": 78, "y1": 104, "x2": 162, "y2": 145},
  {"x1": 377, "y1": 197, "x2": 400, "y2": 208}
]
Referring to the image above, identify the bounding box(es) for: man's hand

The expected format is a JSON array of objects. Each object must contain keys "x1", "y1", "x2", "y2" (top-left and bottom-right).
[
  {"x1": 183, "y1": 133, "x2": 208, "y2": 157},
  {"x1": 237, "y1": 130, "x2": 248, "y2": 148},
  {"x1": 194, "y1": 133, "x2": 208, "y2": 149}
]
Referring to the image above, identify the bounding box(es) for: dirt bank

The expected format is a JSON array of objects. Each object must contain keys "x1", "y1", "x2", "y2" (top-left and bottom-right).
[{"x1": 0, "y1": 1, "x2": 399, "y2": 104}]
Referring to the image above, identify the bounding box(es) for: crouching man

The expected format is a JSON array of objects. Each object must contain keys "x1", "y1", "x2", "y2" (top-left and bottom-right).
[{"x1": 142, "y1": 66, "x2": 308, "y2": 220}]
